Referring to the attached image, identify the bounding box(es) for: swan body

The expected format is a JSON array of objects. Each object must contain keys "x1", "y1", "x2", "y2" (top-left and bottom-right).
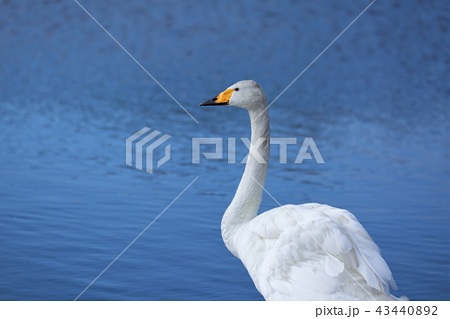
[{"x1": 200, "y1": 80, "x2": 402, "y2": 301}]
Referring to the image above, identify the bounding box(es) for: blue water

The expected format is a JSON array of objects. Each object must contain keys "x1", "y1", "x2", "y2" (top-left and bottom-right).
[{"x1": 0, "y1": 0, "x2": 448, "y2": 301}]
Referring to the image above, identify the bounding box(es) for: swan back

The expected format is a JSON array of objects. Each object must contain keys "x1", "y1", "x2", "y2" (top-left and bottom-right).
[{"x1": 234, "y1": 204, "x2": 398, "y2": 300}]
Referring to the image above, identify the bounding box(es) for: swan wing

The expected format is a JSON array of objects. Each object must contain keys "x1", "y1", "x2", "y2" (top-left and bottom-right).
[{"x1": 238, "y1": 203, "x2": 396, "y2": 300}]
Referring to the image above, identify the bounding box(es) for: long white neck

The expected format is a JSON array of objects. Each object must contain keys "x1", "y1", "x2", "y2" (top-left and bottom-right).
[{"x1": 221, "y1": 107, "x2": 270, "y2": 256}]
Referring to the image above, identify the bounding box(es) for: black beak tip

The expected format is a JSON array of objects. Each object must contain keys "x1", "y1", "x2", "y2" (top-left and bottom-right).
[
  {"x1": 200, "y1": 97, "x2": 217, "y2": 106},
  {"x1": 200, "y1": 97, "x2": 229, "y2": 106},
  {"x1": 199, "y1": 100, "x2": 211, "y2": 106}
]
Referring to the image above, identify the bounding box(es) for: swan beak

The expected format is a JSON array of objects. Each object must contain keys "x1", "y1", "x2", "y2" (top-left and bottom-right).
[{"x1": 200, "y1": 88, "x2": 233, "y2": 106}]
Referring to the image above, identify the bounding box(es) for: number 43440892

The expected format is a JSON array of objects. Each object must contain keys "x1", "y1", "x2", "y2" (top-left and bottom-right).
[{"x1": 376, "y1": 305, "x2": 438, "y2": 316}]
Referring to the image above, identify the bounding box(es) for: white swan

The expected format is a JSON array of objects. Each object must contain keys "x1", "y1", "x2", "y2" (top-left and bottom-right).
[{"x1": 200, "y1": 80, "x2": 403, "y2": 301}]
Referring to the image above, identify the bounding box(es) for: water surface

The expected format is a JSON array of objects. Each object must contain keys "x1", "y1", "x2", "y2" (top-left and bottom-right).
[{"x1": 0, "y1": 0, "x2": 448, "y2": 300}]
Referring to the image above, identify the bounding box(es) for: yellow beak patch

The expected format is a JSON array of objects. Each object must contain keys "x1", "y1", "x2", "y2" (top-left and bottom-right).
[{"x1": 215, "y1": 88, "x2": 234, "y2": 104}]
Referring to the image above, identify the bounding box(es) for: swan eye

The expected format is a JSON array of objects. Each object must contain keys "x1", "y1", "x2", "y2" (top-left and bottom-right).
[{"x1": 234, "y1": 88, "x2": 239, "y2": 91}]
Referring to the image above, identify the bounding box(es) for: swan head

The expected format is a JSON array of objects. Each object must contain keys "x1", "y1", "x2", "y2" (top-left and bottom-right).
[{"x1": 200, "y1": 80, "x2": 267, "y2": 110}]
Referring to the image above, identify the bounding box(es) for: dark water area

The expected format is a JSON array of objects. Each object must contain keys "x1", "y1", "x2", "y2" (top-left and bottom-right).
[{"x1": 0, "y1": 0, "x2": 448, "y2": 300}]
